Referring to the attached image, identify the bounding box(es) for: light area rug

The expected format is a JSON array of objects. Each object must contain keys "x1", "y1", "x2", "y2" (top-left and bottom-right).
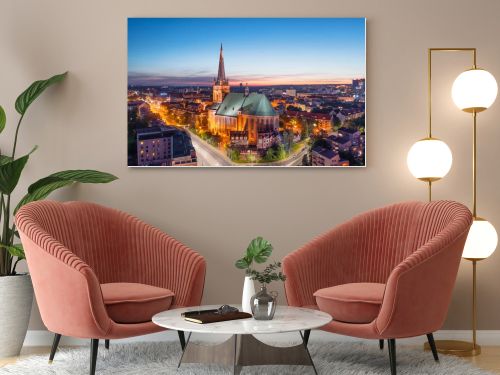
[{"x1": 0, "y1": 341, "x2": 494, "y2": 374}]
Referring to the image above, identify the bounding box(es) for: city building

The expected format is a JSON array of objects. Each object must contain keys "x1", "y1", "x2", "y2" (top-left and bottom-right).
[
  {"x1": 336, "y1": 96, "x2": 355, "y2": 103},
  {"x1": 286, "y1": 111, "x2": 333, "y2": 133},
  {"x1": 335, "y1": 109, "x2": 365, "y2": 124},
  {"x1": 229, "y1": 131, "x2": 248, "y2": 147},
  {"x1": 327, "y1": 134, "x2": 352, "y2": 152},
  {"x1": 136, "y1": 125, "x2": 197, "y2": 166},
  {"x1": 339, "y1": 126, "x2": 361, "y2": 142},
  {"x1": 256, "y1": 131, "x2": 277, "y2": 150},
  {"x1": 171, "y1": 130, "x2": 198, "y2": 166},
  {"x1": 311, "y1": 146, "x2": 348, "y2": 166},
  {"x1": 352, "y1": 78, "x2": 366, "y2": 91}
]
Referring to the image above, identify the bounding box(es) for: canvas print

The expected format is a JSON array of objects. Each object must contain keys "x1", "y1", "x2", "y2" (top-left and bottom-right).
[{"x1": 128, "y1": 18, "x2": 366, "y2": 167}]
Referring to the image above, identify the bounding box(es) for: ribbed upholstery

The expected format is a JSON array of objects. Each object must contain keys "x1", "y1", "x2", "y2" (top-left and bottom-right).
[
  {"x1": 283, "y1": 200, "x2": 472, "y2": 339},
  {"x1": 15, "y1": 200, "x2": 206, "y2": 339}
]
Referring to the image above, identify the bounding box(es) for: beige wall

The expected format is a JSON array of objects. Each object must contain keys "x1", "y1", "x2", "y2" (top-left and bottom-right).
[{"x1": 1, "y1": 0, "x2": 500, "y2": 331}]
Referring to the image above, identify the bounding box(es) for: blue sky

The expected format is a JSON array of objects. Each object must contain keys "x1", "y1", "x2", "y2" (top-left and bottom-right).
[{"x1": 128, "y1": 18, "x2": 365, "y2": 86}]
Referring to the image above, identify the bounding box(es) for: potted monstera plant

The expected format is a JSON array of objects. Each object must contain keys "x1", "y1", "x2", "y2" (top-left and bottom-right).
[
  {"x1": 0, "y1": 72, "x2": 117, "y2": 358},
  {"x1": 235, "y1": 237, "x2": 274, "y2": 313}
]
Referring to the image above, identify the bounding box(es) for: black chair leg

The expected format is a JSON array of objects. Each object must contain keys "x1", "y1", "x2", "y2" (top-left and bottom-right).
[
  {"x1": 177, "y1": 330, "x2": 186, "y2": 350},
  {"x1": 105, "y1": 339, "x2": 110, "y2": 350},
  {"x1": 303, "y1": 329, "x2": 311, "y2": 347},
  {"x1": 388, "y1": 339, "x2": 396, "y2": 375},
  {"x1": 426, "y1": 333, "x2": 439, "y2": 362},
  {"x1": 90, "y1": 339, "x2": 99, "y2": 375},
  {"x1": 379, "y1": 339, "x2": 384, "y2": 350},
  {"x1": 48, "y1": 333, "x2": 62, "y2": 363}
]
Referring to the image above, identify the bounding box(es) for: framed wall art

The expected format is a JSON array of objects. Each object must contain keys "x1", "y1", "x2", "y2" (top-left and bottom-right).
[{"x1": 128, "y1": 18, "x2": 366, "y2": 167}]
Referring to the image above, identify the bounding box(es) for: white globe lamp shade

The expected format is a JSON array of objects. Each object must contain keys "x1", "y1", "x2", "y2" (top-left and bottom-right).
[
  {"x1": 462, "y1": 218, "x2": 498, "y2": 259},
  {"x1": 407, "y1": 138, "x2": 453, "y2": 181},
  {"x1": 452, "y1": 69, "x2": 498, "y2": 113}
]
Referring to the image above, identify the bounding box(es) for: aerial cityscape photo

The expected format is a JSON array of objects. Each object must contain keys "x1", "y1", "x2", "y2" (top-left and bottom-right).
[{"x1": 128, "y1": 18, "x2": 366, "y2": 167}]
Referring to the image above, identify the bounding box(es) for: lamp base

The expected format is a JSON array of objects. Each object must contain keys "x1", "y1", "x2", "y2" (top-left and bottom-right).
[{"x1": 424, "y1": 340, "x2": 481, "y2": 357}]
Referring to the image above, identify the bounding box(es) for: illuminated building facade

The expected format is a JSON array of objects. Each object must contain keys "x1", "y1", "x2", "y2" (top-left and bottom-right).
[
  {"x1": 311, "y1": 146, "x2": 349, "y2": 166},
  {"x1": 136, "y1": 125, "x2": 197, "y2": 166}
]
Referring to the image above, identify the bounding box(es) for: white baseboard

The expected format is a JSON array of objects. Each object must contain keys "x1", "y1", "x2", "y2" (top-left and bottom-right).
[{"x1": 23, "y1": 329, "x2": 500, "y2": 347}]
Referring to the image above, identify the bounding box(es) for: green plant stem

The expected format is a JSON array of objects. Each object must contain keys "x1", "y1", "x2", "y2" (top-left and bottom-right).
[
  {"x1": 11, "y1": 114, "x2": 24, "y2": 159},
  {"x1": 2, "y1": 113, "x2": 24, "y2": 275},
  {"x1": 2, "y1": 194, "x2": 11, "y2": 273},
  {"x1": 8, "y1": 221, "x2": 17, "y2": 274},
  {"x1": 11, "y1": 258, "x2": 21, "y2": 275}
]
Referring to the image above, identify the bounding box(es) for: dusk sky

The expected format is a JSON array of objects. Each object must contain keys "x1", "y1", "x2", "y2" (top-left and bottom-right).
[{"x1": 128, "y1": 18, "x2": 365, "y2": 86}]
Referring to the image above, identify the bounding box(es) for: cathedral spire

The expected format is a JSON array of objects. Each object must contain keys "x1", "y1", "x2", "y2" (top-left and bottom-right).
[
  {"x1": 216, "y1": 43, "x2": 226, "y2": 83},
  {"x1": 213, "y1": 43, "x2": 230, "y2": 103}
]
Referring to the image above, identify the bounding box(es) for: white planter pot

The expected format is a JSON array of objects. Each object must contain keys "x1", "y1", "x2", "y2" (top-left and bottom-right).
[
  {"x1": 0, "y1": 274, "x2": 33, "y2": 358},
  {"x1": 241, "y1": 276, "x2": 255, "y2": 313}
]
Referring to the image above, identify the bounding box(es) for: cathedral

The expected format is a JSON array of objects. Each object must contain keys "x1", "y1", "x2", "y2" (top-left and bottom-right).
[{"x1": 207, "y1": 45, "x2": 279, "y2": 150}]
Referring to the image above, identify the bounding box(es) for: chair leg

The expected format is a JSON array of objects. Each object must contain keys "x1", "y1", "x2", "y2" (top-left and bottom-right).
[
  {"x1": 48, "y1": 333, "x2": 62, "y2": 363},
  {"x1": 303, "y1": 329, "x2": 311, "y2": 347},
  {"x1": 388, "y1": 339, "x2": 396, "y2": 375},
  {"x1": 177, "y1": 330, "x2": 186, "y2": 350},
  {"x1": 379, "y1": 339, "x2": 384, "y2": 350},
  {"x1": 90, "y1": 339, "x2": 99, "y2": 375},
  {"x1": 105, "y1": 339, "x2": 110, "y2": 350},
  {"x1": 426, "y1": 333, "x2": 439, "y2": 362}
]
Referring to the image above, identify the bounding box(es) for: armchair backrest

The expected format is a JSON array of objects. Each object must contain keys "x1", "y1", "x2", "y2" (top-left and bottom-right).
[
  {"x1": 342, "y1": 201, "x2": 422, "y2": 284},
  {"x1": 346, "y1": 200, "x2": 470, "y2": 284},
  {"x1": 283, "y1": 200, "x2": 472, "y2": 308},
  {"x1": 16, "y1": 200, "x2": 131, "y2": 284},
  {"x1": 15, "y1": 201, "x2": 117, "y2": 336}
]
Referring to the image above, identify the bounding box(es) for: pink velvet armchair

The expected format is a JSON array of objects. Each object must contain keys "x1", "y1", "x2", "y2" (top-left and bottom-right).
[
  {"x1": 16, "y1": 200, "x2": 206, "y2": 375},
  {"x1": 283, "y1": 200, "x2": 472, "y2": 375}
]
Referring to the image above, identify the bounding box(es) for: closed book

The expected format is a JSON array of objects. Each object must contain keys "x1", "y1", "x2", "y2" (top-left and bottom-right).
[
  {"x1": 181, "y1": 309, "x2": 218, "y2": 317},
  {"x1": 183, "y1": 311, "x2": 252, "y2": 324}
]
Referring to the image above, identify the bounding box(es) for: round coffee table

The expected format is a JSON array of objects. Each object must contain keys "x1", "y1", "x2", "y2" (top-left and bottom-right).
[{"x1": 153, "y1": 305, "x2": 331, "y2": 374}]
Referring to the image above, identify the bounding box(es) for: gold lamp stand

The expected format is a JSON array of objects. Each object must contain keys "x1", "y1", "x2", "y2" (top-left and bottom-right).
[
  {"x1": 424, "y1": 111, "x2": 482, "y2": 357},
  {"x1": 422, "y1": 48, "x2": 483, "y2": 357},
  {"x1": 424, "y1": 258, "x2": 481, "y2": 356}
]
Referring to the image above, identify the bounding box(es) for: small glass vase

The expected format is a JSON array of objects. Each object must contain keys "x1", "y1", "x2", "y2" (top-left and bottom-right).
[{"x1": 250, "y1": 285, "x2": 278, "y2": 320}]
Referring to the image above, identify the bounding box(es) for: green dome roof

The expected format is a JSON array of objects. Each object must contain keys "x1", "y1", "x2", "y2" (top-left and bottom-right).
[{"x1": 216, "y1": 92, "x2": 276, "y2": 117}]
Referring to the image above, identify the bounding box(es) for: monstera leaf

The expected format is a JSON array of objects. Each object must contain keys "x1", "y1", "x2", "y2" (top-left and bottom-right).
[
  {"x1": 246, "y1": 236, "x2": 273, "y2": 263},
  {"x1": 14, "y1": 169, "x2": 117, "y2": 213},
  {"x1": 15, "y1": 72, "x2": 67, "y2": 115},
  {"x1": 235, "y1": 237, "x2": 274, "y2": 269}
]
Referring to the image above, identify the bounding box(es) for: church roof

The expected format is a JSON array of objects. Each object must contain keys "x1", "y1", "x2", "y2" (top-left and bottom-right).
[{"x1": 216, "y1": 93, "x2": 277, "y2": 117}]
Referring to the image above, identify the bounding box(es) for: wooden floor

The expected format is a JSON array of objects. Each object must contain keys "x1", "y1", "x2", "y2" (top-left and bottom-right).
[
  {"x1": 1, "y1": 345, "x2": 500, "y2": 372},
  {"x1": 465, "y1": 346, "x2": 500, "y2": 373}
]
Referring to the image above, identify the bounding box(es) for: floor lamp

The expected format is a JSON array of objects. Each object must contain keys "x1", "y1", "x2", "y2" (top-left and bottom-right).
[{"x1": 407, "y1": 48, "x2": 498, "y2": 357}]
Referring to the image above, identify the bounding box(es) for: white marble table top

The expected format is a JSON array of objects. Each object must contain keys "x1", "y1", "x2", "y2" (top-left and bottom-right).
[{"x1": 152, "y1": 305, "x2": 332, "y2": 335}]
